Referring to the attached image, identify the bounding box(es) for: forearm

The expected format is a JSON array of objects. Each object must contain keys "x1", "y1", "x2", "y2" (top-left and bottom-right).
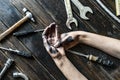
[
  {"x1": 79, "y1": 31, "x2": 120, "y2": 59},
  {"x1": 53, "y1": 56, "x2": 88, "y2": 80}
]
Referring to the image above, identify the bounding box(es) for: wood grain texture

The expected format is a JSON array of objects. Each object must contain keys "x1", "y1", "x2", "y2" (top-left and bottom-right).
[{"x1": 0, "y1": 0, "x2": 119, "y2": 80}]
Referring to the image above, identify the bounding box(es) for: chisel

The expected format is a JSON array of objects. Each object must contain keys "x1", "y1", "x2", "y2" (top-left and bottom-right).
[
  {"x1": 13, "y1": 29, "x2": 44, "y2": 37},
  {"x1": 67, "y1": 50, "x2": 113, "y2": 66}
]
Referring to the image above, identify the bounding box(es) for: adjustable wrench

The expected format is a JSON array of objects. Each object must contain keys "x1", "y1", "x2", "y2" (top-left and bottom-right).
[
  {"x1": 71, "y1": 0, "x2": 93, "y2": 20},
  {"x1": 64, "y1": 0, "x2": 78, "y2": 30}
]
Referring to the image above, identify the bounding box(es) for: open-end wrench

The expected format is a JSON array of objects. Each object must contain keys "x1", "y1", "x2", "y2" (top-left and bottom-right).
[
  {"x1": 71, "y1": 0, "x2": 93, "y2": 20},
  {"x1": 13, "y1": 72, "x2": 29, "y2": 80},
  {"x1": 64, "y1": 0, "x2": 78, "y2": 30}
]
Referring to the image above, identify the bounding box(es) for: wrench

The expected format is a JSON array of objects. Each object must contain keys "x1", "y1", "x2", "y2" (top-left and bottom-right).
[
  {"x1": 0, "y1": 58, "x2": 14, "y2": 79},
  {"x1": 13, "y1": 72, "x2": 29, "y2": 80},
  {"x1": 64, "y1": 0, "x2": 78, "y2": 30},
  {"x1": 71, "y1": 0, "x2": 93, "y2": 20}
]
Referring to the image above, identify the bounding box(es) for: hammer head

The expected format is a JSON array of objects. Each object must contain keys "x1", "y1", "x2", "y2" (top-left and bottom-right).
[{"x1": 23, "y1": 8, "x2": 35, "y2": 22}]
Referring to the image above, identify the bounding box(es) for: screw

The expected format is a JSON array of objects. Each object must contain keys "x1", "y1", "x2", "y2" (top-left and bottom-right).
[{"x1": 0, "y1": 58, "x2": 14, "y2": 79}]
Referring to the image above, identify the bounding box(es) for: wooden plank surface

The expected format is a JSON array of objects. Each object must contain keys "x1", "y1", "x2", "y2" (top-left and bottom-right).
[{"x1": 0, "y1": 0, "x2": 120, "y2": 80}]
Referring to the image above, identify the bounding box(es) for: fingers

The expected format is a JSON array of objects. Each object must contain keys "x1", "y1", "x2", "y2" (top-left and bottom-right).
[
  {"x1": 54, "y1": 25, "x2": 59, "y2": 43},
  {"x1": 42, "y1": 35, "x2": 51, "y2": 52},
  {"x1": 49, "y1": 46, "x2": 59, "y2": 54},
  {"x1": 42, "y1": 22, "x2": 56, "y2": 37},
  {"x1": 43, "y1": 35, "x2": 59, "y2": 55},
  {"x1": 54, "y1": 35, "x2": 74, "y2": 48},
  {"x1": 42, "y1": 26, "x2": 50, "y2": 38},
  {"x1": 42, "y1": 22, "x2": 60, "y2": 54}
]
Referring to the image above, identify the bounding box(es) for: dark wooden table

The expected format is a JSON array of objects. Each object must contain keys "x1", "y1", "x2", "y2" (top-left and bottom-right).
[{"x1": 0, "y1": 0, "x2": 120, "y2": 80}]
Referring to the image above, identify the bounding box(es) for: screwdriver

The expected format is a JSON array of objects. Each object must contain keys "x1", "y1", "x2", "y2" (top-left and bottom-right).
[
  {"x1": 0, "y1": 47, "x2": 32, "y2": 58},
  {"x1": 67, "y1": 50, "x2": 113, "y2": 66},
  {"x1": 13, "y1": 29, "x2": 44, "y2": 37}
]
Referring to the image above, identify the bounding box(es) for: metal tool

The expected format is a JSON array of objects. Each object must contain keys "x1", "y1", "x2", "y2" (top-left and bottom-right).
[
  {"x1": 115, "y1": 0, "x2": 120, "y2": 16},
  {"x1": 71, "y1": 0, "x2": 93, "y2": 20},
  {"x1": 0, "y1": 47, "x2": 32, "y2": 58},
  {"x1": 96, "y1": 0, "x2": 120, "y2": 23},
  {"x1": 0, "y1": 8, "x2": 35, "y2": 41},
  {"x1": 67, "y1": 50, "x2": 113, "y2": 66},
  {"x1": 13, "y1": 72, "x2": 29, "y2": 80},
  {"x1": 0, "y1": 58, "x2": 14, "y2": 79},
  {"x1": 13, "y1": 29, "x2": 44, "y2": 37},
  {"x1": 64, "y1": 0, "x2": 78, "y2": 30}
]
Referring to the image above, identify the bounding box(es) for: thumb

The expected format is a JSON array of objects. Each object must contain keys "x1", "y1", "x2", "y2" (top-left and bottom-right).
[{"x1": 54, "y1": 36, "x2": 74, "y2": 48}]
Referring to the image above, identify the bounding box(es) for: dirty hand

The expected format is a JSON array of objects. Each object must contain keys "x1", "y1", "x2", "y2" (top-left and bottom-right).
[
  {"x1": 55, "y1": 31, "x2": 82, "y2": 50},
  {"x1": 42, "y1": 22, "x2": 65, "y2": 59}
]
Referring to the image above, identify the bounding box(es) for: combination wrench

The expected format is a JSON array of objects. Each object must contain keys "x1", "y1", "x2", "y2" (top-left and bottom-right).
[
  {"x1": 64, "y1": 0, "x2": 78, "y2": 30},
  {"x1": 71, "y1": 0, "x2": 93, "y2": 20}
]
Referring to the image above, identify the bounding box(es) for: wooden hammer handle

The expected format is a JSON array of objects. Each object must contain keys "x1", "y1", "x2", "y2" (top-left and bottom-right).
[{"x1": 0, "y1": 16, "x2": 29, "y2": 41}]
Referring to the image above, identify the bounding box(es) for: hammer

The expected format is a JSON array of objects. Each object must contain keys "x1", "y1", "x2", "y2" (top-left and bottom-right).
[{"x1": 0, "y1": 8, "x2": 35, "y2": 41}]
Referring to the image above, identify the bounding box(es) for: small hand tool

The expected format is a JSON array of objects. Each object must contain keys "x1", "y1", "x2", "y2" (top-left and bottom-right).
[
  {"x1": 0, "y1": 58, "x2": 14, "y2": 79},
  {"x1": 64, "y1": 0, "x2": 78, "y2": 30},
  {"x1": 13, "y1": 72, "x2": 29, "y2": 80},
  {"x1": 115, "y1": 0, "x2": 120, "y2": 16},
  {"x1": 71, "y1": 0, "x2": 93, "y2": 20},
  {"x1": 0, "y1": 8, "x2": 35, "y2": 41},
  {"x1": 13, "y1": 29, "x2": 44, "y2": 37},
  {"x1": 0, "y1": 47, "x2": 32, "y2": 58},
  {"x1": 67, "y1": 50, "x2": 113, "y2": 66}
]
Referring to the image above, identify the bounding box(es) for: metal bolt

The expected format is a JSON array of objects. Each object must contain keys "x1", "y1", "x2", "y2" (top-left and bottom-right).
[{"x1": 0, "y1": 58, "x2": 14, "y2": 79}]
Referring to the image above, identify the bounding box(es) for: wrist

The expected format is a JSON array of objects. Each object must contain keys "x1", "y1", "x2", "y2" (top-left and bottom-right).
[
  {"x1": 53, "y1": 55, "x2": 67, "y2": 67},
  {"x1": 53, "y1": 55, "x2": 88, "y2": 80}
]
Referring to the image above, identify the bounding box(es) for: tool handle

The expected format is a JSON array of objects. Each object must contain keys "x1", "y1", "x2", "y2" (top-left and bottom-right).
[
  {"x1": 13, "y1": 30, "x2": 35, "y2": 36},
  {"x1": 96, "y1": 57, "x2": 113, "y2": 66},
  {"x1": 0, "y1": 16, "x2": 28, "y2": 41},
  {"x1": 17, "y1": 51, "x2": 32, "y2": 58},
  {"x1": 88, "y1": 55, "x2": 113, "y2": 66}
]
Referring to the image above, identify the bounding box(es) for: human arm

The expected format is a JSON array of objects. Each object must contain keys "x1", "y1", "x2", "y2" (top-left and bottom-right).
[
  {"x1": 57, "y1": 31, "x2": 120, "y2": 59},
  {"x1": 42, "y1": 23, "x2": 88, "y2": 80}
]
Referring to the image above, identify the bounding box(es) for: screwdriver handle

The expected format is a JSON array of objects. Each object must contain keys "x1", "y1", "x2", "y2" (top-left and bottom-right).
[
  {"x1": 88, "y1": 55, "x2": 113, "y2": 66},
  {"x1": 13, "y1": 30, "x2": 36, "y2": 36},
  {"x1": 96, "y1": 57, "x2": 113, "y2": 66},
  {"x1": 88, "y1": 55, "x2": 98, "y2": 61},
  {"x1": 17, "y1": 51, "x2": 32, "y2": 58}
]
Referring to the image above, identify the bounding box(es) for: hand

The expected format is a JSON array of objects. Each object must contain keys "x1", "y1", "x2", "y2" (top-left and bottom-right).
[
  {"x1": 55, "y1": 31, "x2": 81, "y2": 50},
  {"x1": 42, "y1": 22, "x2": 65, "y2": 59}
]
